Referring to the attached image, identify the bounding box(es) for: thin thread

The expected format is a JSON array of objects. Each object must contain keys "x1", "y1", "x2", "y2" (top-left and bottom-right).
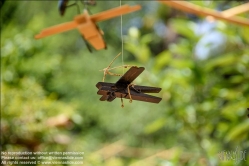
[{"x1": 120, "y1": 0, "x2": 124, "y2": 74}]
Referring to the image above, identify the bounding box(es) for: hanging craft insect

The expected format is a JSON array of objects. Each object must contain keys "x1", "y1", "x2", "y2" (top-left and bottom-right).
[
  {"x1": 97, "y1": 53, "x2": 162, "y2": 107},
  {"x1": 96, "y1": 67, "x2": 162, "y2": 107},
  {"x1": 35, "y1": 5, "x2": 141, "y2": 51},
  {"x1": 57, "y1": 0, "x2": 96, "y2": 52}
]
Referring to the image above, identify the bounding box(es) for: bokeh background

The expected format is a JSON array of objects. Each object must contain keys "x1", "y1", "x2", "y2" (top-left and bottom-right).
[{"x1": 1, "y1": 0, "x2": 249, "y2": 165}]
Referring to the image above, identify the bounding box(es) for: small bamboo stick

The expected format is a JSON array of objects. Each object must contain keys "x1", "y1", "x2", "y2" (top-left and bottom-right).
[{"x1": 158, "y1": 0, "x2": 249, "y2": 27}]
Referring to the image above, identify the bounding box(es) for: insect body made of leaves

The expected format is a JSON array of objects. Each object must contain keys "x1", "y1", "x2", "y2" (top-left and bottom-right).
[
  {"x1": 96, "y1": 67, "x2": 162, "y2": 107},
  {"x1": 97, "y1": 53, "x2": 162, "y2": 107}
]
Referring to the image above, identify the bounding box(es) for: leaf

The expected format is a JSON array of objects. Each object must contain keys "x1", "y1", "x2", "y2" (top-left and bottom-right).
[
  {"x1": 221, "y1": 101, "x2": 249, "y2": 120},
  {"x1": 154, "y1": 50, "x2": 172, "y2": 71},
  {"x1": 169, "y1": 19, "x2": 196, "y2": 40},
  {"x1": 144, "y1": 118, "x2": 166, "y2": 134},
  {"x1": 225, "y1": 121, "x2": 249, "y2": 143},
  {"x1": 204, "y1": 53, "x2": 238, "y2": 72},
  {"x1": 241, "y1": 27, "x2": 249, "y2": 43}
]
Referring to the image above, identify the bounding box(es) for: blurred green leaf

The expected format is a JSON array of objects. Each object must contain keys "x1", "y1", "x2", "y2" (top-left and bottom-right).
[
  {"x1": 144, "y1": 118, "x2": 166, "y2": 134},
  {"x1": 169, "y1": 19, "x2": 197, "y2": 40},
  {"x1": 225, "y1": 121, "x2": 249, "y2": 143}
]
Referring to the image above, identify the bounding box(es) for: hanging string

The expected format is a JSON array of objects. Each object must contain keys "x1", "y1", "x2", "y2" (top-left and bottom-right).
[{"x1": 120, "y1": 0, "x2": 124, "y2": 74}]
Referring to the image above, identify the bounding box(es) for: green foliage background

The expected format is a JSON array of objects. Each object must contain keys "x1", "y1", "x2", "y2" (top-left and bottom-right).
[{"x1": 1, "y1": 0, "x2": 249, "y2": 165}]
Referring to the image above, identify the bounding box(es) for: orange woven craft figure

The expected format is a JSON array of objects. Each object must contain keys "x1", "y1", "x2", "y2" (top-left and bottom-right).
[{"x1": 35, "y1": 5, "x2": 141, "y2": 50}]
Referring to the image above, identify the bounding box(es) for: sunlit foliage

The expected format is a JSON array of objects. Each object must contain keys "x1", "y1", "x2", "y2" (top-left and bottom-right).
[{"x1": 1, "y1": 1, "x2": 249, "y2": 165}]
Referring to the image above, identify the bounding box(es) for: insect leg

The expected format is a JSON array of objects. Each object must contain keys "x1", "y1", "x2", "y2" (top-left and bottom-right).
[
  {"x1": 127, "y1": 84, "x2": 133, "y2": 103},
  {"x1": 121, "y1": 95, "x2": 124, "y2": 108}
]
